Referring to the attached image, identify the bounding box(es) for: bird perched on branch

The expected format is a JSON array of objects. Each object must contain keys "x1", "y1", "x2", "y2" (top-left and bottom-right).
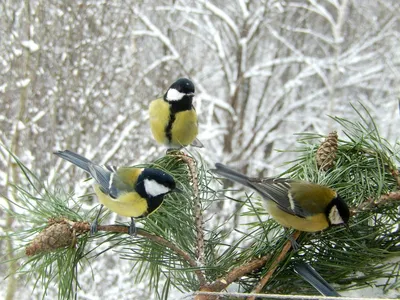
[
  {"x1": 212, "y1": 163, "x2": 350, "y2": 232},
  {"x1": 54, "y1": 150, "x2": 178, "y2": 235},
  {"x1": 149, "y1": 78, "x2": 202, "y2": 149}
]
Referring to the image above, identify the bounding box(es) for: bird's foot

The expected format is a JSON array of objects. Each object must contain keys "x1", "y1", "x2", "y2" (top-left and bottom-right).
[
  {"x1": 90, "y1": 204, "x2": 104, "y2": 236},
  {"x1": 289, "y1": 235, "x2": 300, "y2": 251},
  {"x1": 284, "y1": 228, "x2": 300, "y2": 250},
  {"x1": 90, "y1": 221, "x2": 98, "y2": 236},
  {"x1": 128, "y1": 218, "x2": 137, "y2": 237}
]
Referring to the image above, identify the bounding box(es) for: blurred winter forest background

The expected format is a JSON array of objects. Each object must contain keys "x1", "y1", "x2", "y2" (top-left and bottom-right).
[{"x1": 1, "y1": 0, "x2": 399, "y2": 299}]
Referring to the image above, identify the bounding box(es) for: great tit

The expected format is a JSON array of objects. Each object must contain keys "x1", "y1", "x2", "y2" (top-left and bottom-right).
[
  {"x1": 212, "y1": 163, "x2": 350, "y2": 232},
  {"x1": 149, "y1": 78, "x2": 203, "y2": 149},
  {"x1": 54, "y1": 150, "x2": 177, "y2": 235}
]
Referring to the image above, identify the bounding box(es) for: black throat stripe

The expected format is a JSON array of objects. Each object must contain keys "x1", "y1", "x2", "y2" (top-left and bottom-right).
[{"x1": 145, "y1": 195, "x2": 165, "y2": 216}]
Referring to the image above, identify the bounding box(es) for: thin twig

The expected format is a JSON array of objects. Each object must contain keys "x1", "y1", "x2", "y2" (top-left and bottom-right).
[
  {"x1": 379, "y1": 191, "x2": 400, "y2": 202},
  {"x1": 196, "y1": 255, "x2": 271, "y2": 300},
  {"x1": 389, "y1": 167, "x2": 400, "y2": 187},
  {"x1": 351, "y1": 191, "x2": 400, "y2": 214},
  {"x1": 248, "y1": 231, "x2": 301, "y2": 300}
]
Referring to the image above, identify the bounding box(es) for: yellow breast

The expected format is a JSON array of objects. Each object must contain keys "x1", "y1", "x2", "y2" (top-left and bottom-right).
[
  {"x1": 149, "y1": 98, "x2": 170, "y2": 145},
  {"x1": 149, "y1": 98, "x2": 198, "y2": 147},
  {"x1": 265, "y1": 201, "x2": 329, "y2": 232},
  {"x1": 94, "y1": 185, "x2": 149, "y2": 218},
  {"x1": 170, "y1": 110, "x2": 198, "y2": 147}
]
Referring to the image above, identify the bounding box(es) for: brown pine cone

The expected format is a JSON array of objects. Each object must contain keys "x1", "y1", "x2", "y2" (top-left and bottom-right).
[
  {"x1": 316, "y1": 131, "x2": 338, "y2": 171},
  {"x1": 26, "y1": 222, "x2": 75, "y2": 256}
]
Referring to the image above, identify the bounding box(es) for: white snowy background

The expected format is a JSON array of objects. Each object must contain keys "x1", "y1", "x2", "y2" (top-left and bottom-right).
[{"x1": 1, "y1": 0, "x2": 399, "y2": 299}]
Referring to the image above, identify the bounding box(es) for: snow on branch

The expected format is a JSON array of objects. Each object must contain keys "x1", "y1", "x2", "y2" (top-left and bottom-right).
[
  {"x1": 237, "y1": 0, "x2": 250, "y2": 19},
  {"x1": 238, "y1": 89, "x2": 327, "y2": 163},
  {"x1": 288, "y1": 1, "x2": 336, "y2": 29},
  {"x1": 100, "y1": 119, "x2": 139, "y2": 165},
  {"x1": 198, "y1": 92, "x2": 236, "y2": 120},
  {"x1": 132, "y1": 7, "x2": 180, "y2": 59},
  {"x1": 197, "y1": 0, "x2": 240, "y2": 40},
  {"x1": 280, "y1": 25, "x2": 336, "y2": 45},
  {"x1": 133, "y1": 55, "x2": 179, "y2": 88}
]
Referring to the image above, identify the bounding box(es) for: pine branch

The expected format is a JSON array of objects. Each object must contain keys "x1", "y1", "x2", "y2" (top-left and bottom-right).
[
  {"x1": 352, "y1": 191, "x2": 400, "y2": 214},
  {"x1": 25, "y1": 218, "x2": 208, "y2": 285},
  {"x1": 380, "y1": 191, "x2": 400, "y2": 202},
  {"x1": 270, "y1": 104, "x2": 400, "y2": 295},
  {"x1": 248, "y1": 231, "x2": 301, "y2": 300},
  {"x1": 5, "y1": 104, "x2": 400, "y2": 299},
  {"x1": 388, "y1": 166, "x2": 400, "y2": 187},
  {"x1": 176, "y1": 152, "x2": 206, "y2": 265},
  {"x1": 196, "y1": 255, "x2": 271, "y2": 300}
]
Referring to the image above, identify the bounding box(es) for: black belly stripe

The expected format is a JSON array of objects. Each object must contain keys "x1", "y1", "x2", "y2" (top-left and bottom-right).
[
  {"x1": 165, "y1": 111, "x2": 176, "y2": 143},
  {"x1": 165, "y1": 97, "x2": 193, "y2": 143}
]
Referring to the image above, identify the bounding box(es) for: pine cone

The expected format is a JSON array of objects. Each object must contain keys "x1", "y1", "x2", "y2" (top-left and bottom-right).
[
  {"x1": 316, "y1": 131, "x2": 338, "y2": 171},
  {"x1": 26, "y1": 222, "x2": 75, "y2": 256}
]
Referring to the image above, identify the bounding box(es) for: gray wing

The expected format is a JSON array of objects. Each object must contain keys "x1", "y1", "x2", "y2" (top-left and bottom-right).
[
  {"x1": 213, "y1": 163, "x2": 311, "y2": 218},
  {"x1": 248, "y1": 178, "x2": 310, "y2": 218},
  {"x1": 88, "y1": 164, "x2": 120, "y2": 199},
  {"x1": 55, "y1": 150, "x2": 121, "y2": 199}
]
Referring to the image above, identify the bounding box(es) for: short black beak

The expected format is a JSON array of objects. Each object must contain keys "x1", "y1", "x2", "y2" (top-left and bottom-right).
[{"x1": 174, "y1": 187, "x2": 184, "y2": 193}]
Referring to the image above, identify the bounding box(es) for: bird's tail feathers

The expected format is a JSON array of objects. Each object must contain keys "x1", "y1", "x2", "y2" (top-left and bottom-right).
[
  {"x1": 55, "y1": 150, "x2": 118, "y2": 198},
  {"x1": 54, "y1": 150, "x2": 92, "y2": 173},
  {"x1": 293, "y1": 262, "x2": 340, "y2": 297},
  {"x1": 212, "y1": 163, "x2": 252, "y2": 188}
]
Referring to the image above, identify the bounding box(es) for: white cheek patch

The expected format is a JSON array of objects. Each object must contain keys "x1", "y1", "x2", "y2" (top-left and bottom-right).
[
  {"x1": 144, "y1": 179, "x2": 170, "y2": 197},
  {"x1": 166, "y1": 88, "x2": 185, "y2": 101},
  {"x1": 329, "y1": 205, "x2": 344, "y2": 225}
]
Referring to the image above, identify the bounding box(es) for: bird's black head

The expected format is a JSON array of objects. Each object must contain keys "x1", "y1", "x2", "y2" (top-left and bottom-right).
[
  {"x1": 164, "y1": 78, "x2": 195, "y2": 102},
  {"x1": 136, "y1": 168, "x2": 176, "y2": 199},
  {"x1": 326, "y1": 194, "x2": 350, "y2": 226}
]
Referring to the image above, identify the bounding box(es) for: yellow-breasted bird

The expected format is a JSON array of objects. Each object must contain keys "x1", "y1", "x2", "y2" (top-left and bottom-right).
[
  {"x1": 55, "y1": 150, "x2": 177, "y2": 235},
  {"x1": 149, "y1": 78, "x2": 202, "y2": 149},
  {"x1": 212, "y1": 163, "x2": 350, "y2": 232}
]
